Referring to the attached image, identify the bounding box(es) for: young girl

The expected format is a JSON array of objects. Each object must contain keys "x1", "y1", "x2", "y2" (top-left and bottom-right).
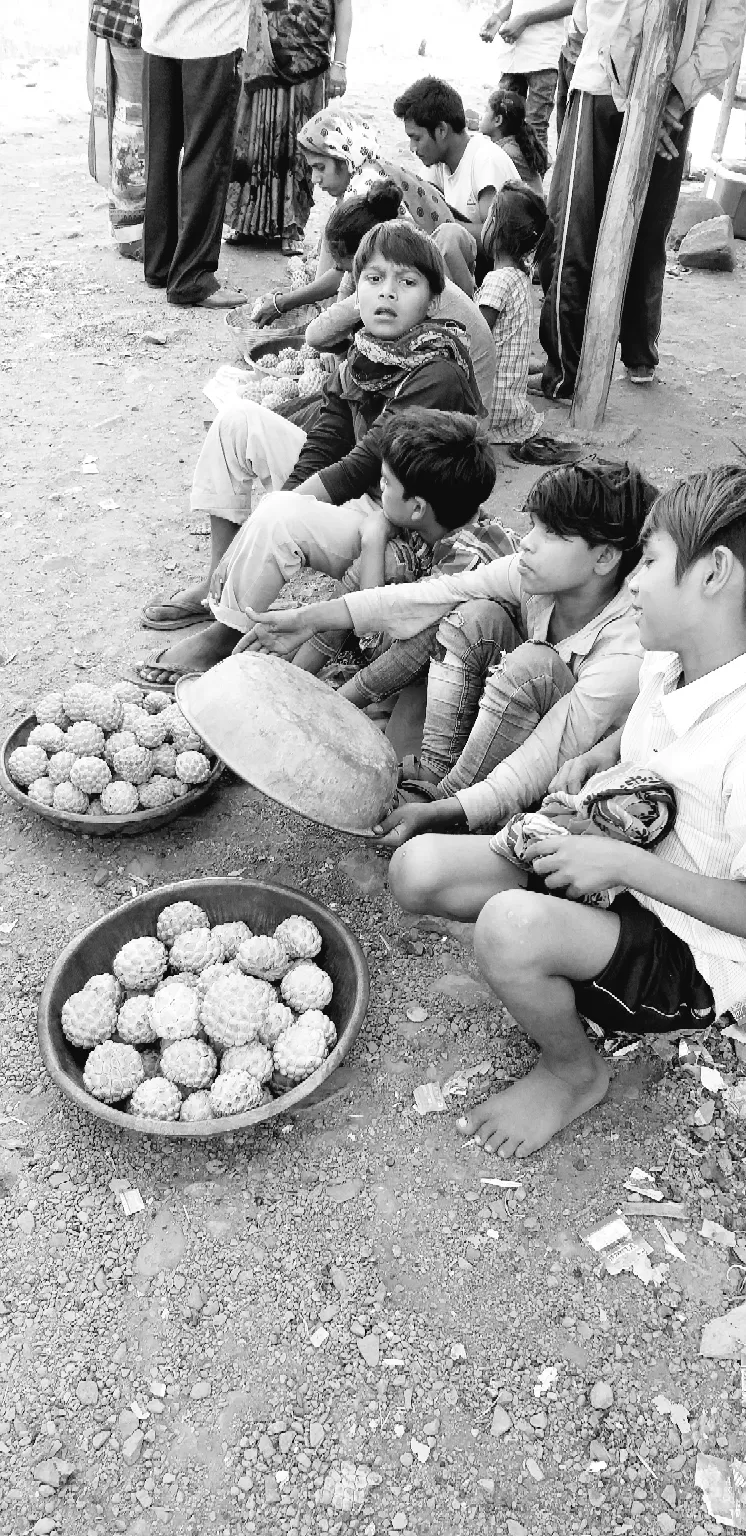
[
  {"x1": 479, "y1": 89, "x2": 549, "y2": 199},
  {"x1": 478, "y1": 182, "x2": 549, "y2": 444}
]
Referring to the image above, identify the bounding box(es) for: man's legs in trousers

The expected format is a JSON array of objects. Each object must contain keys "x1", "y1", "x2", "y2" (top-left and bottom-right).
[
  {"x1": 620, "y1": 110, "x2": 693, "y2": 371},
  {"x1": 142, "y1": 53, "x2": 183, "y2": 287}
]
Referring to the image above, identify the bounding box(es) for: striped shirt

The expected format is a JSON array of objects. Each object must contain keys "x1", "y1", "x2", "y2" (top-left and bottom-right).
[
  {"x1": 582, "y1": 649, "x2": 746, "y2": 1016},
  {"x1": 477, "y1": 266, "x2": 541, "y2": 443}
]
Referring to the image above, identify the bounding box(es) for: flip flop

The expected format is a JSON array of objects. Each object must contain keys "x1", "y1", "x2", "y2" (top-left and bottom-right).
[
  {"x1": 397, "y1": 755, "x2": 440, "y2": 800},
  {"x1": 141, "y1": 596, "x2": 214, "y2": 631},
  {"x1": 124, "y1": 651, "x2": 207, "y2": 695}
]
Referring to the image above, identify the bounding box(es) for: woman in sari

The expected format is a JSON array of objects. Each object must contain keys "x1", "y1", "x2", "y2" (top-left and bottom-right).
[
  {"x1": 86, "y1": 0, "x2": 146, "y2": 259},
  {"x1": 224, "y1": 0, "x2": 353, "y2": 256}
]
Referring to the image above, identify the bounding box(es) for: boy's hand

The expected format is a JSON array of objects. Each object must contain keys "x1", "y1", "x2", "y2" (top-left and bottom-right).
[
  {"x1": 656, "y1": 87, "x2": 685, "y2": 160},
  {"x1": 529, "y1": 833, "x2": 629, "y2": 897},
  {"x1": 480, "y1": 11, "x2": 502, "y2": 41},
  {"x1": 239, "y1": 606, "x2": 316, "y2": 657},
  {"x1": 500, "y1": 11, "x2": 527, "y2": 41},
  {"x1": 362, "y1": 507, "x2": 395, "y2": 547},
  {"x1": 547, "y1": 753, "x2": 599, "y2": 797},
  {"x1": 209, "y1": 558, "x2": 229, "y2": 604},
  {"x1": 374, "y1": 801, "x2": 440, "y2": 847}
]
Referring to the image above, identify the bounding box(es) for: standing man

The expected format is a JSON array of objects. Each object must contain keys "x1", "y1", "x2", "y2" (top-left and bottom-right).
[
  {"x1": 539, "y1": 0, "x2": 745, "y2": 397},
  {"x1": 480, "y1": 0, "x2": 574, "y2": 151},
  {"x1": 140, "y1": 0, "x2": 251, "y2": 309}
]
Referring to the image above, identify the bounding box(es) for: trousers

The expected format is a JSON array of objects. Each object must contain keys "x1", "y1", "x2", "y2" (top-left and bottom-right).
[
  {"x1": 143, "y1": 50, "x2": 241, "y2": 303},
  {"x1": 500, "y1": 68, "x2": 559, "y2": 153}
]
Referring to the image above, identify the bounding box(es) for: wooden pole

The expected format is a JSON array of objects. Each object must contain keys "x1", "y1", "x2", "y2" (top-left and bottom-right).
[
  {"x1": 569, "y1": 0, "x2": 688, "y2": 432},
  {"x1": 711, "y1": 32, "x2": 745, "y2": 161}
]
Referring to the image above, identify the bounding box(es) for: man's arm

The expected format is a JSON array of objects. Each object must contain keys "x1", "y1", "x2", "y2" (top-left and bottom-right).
[
  {"x1": 481, "y1": 3, "x2": 513, "y2": 42},
  {"x1": 499, "y1": 0, "x2": 573, "y2": 41},
  {"x1": 671, "y1": 0, "x2": 746, "y2": 111}
]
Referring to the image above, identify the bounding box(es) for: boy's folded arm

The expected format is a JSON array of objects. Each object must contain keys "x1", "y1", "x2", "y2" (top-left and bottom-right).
[
  {"x1": 620, "y1": 847, "x2": 746, "y2": 939},
  {"x1": 282, "y1": 388, "x2": 357, "y2": 491},
  {"x1": 305, "y1": 293, "x2": 360, "y2": 352},
  {"x1": 455, "y1": 652, "x2": 642, "y2": 833},
  {"x1": 344, "y1": 555, "x2": 520, "y2": 638}
]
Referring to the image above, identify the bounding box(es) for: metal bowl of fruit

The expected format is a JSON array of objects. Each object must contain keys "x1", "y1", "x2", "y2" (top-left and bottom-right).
[{"x1": 38, "y1": 879, "x2": 369, "y2": 1138}]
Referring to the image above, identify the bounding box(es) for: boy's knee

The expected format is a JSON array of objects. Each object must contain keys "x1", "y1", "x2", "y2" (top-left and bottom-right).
[
  {"x1": 474, "y1": 888, "x2": 548, "y2": 970},
  {"x1": 389, "y1": 835, "x2": 444, "y2": 913},
  {"x1": 490, "y1": 640, "x2": 570, "y2": 689},
  {"x1": 432, "y1": 223, "x2": 477, "y2": 270},
  {"x1": 437, "y1": 599, "x2": 517, "y2": 662}
]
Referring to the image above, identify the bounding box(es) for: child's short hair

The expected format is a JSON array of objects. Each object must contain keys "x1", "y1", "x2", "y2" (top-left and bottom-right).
[
  {"x1": 525, "y1": 460, "x2": 659, "y2": 580},
  {"x1": 482, "y1": 181, "x2": 550, "y2": 273},
  {"x1": 353, "y1": 220, "x2": 446, "y2": 295},
  {"x1": 379, "y1": 407, "x2": 496, "y2": 530},
  {"x1": 641, "y1": 465, "x2": 746, "y2": 580},
  {"x1": 393, "y1": 77, "x2": 466, "y2": 135},
  {"x1": 326, "y1": 180, "x2": 404, "y2": 264}
]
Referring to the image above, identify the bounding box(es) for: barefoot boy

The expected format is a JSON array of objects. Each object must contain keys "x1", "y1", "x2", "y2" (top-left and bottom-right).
[{"x1": 388, "y1": 465, "x2": 746, "y2": 1158}]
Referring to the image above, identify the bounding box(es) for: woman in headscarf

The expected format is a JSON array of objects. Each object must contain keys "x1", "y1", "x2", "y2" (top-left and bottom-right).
[
  {"x1": 86, "y1": 0, "x2": 146, "y2": 259},
  {"x1": 249, "y1": 104, "x2": 459, "y2": 327},
  {"x1": 223, "y1": 0, "x2": 353, "y2": 257}
]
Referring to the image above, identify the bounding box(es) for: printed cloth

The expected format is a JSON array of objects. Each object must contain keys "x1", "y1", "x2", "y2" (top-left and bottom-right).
[
  {"x1": 298, "y1": 108, "x2": 455, "y2": 233},
  {"x1": 89, "y1": 0, "x2": 142, "y2": 46},
  {"x1": 340, "y1": 319, "x2": 482, "y2": 412}
]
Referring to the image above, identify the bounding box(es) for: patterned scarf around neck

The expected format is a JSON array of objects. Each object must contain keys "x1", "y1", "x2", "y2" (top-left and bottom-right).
[{"x1": 341, "y1": 319, "x2": 483, "y2": 414}]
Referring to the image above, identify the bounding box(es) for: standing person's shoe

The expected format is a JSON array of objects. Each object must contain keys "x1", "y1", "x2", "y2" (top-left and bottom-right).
[
  {"x1": 625, "y1": 365, "x2": 656, "y2": 385},
  {"x1": 168, "y1": 285, "x2": 248, "y2": 309}
]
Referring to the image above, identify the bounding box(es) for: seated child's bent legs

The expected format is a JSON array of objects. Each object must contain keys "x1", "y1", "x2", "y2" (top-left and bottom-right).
[
  {"x1": 420, "y1": 600, "x2": 523, "y2": 782},
  {"x1": 389, "y1": 832, "x2": 526, "y2": 923},
  {"x1": 211, "y1": 491, "x2": 375, "y2": 631},
  {"x1": 462, "y1": 888, "x2": 617, "y2": 1156},
  {"x1": 340, "y1": 623, "x2": 441, "y2": 708},
  {"x1": 434, "y1": 639, "x2": 575, "y2": 797}
]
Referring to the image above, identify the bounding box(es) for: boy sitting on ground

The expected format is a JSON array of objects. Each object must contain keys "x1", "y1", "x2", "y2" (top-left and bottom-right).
[
  {"x1": 244, "y1": 461, "x2": 654, "y2": 846},
  {"x1": 134, "y1": 223, "x2": 485, "y2": 688},
  {"x1": 389, "y1": 465, "x2": 746, "y2": 1158}
]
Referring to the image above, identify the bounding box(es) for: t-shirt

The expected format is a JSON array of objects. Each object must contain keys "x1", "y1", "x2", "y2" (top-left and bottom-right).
[
  {"x1": 490, "y1": 1, "x2": 567, "y2": 72},
  {"x1": 140, "y1": 0, "x2": 251, "y2": 57},
  {"x1": 428, "y1": 135, "x2": 521, "y2": 223}
]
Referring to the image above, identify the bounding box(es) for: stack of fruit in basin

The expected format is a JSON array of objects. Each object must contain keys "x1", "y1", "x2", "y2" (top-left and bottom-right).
[
  {"x1": 257, "y1": 344, "x2": 329, "y2": 411},
  {"x1": 6, "y1": 681, "x2": 216, "y2": 816},
  {"x1": 60, "y1": 902, "x2": 338, "y2": 1123}
]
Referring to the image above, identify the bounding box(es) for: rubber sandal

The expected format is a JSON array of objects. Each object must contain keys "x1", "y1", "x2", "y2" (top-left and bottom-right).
[
  {"x1": 141, "y1": 596, "x2": 214, "y2": 631},
  {"x1": 124, "y1": 651, "x2": 207, "y2": 694}
]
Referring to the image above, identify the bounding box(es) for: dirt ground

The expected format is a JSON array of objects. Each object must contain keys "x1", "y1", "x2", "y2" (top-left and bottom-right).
[{"x1": 2, "y1": 6, "x2": 746, "y2": 1536}]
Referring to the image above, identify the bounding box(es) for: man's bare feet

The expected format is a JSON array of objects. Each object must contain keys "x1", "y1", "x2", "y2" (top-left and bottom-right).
[
  {"x1": 456, "y1": 1056, "x2": 610, "y2": 1158},
  {"x1": 134, "y1": 625, "x2": 238, "y2": 686}
]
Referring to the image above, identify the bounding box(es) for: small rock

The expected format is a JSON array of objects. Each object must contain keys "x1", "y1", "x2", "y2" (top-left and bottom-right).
[
  {"x1": 142, "y1": 331, "x2": 168, "y2": 345},
  {"x1": 589, "y1": 1439, "x2": 609, "y2": 1462},
  {"x1": 278, "y1": 1430, "x2": 295, "y2": 1453},
  {"x1": 662, "y1": 1485, "x2": 677, "y2": 1508},
  {"x1": 590, "y1": 1382, "x2": 614, "y2": 1411},
  {"x1": 32, "y1": 1522, "x2": 57, "y2": 1535},
  {"x1": 32, "y1": 1461, "x2": 60, "y2": 1489},
  {"x1": 92, "y1": 1431, "x2": 110, "y2": 1450},
  {"x1": 150, "y1": 1380, "x2": 167, "y2": 1398},
  {"x1": 657, "y1": 1515, "x2": 676, "y2": 1536},
  {"x1": 265, "y1": 1474, "x2": 281, "y2": 1504},
  {"x1": 357, "y1": 1334, "x2": 380, "y2": 1368},
  {"x1": 507, "y1": 1522, "x2": 528, "y2": 1536},
  {"x1": 668, "y1": 193, "x2": 725, "y2": 250},
  {"x1": 392, "y1": 1516, "x2": 407, "y2": 1532},
  {"x1": 526, "y1": 1458, "x2": 544, "y2": 1481},
  {"x1": 76, "y1": 1379, "x2": 99, "y2": 1406},
  {"x1": 309, "y1": 1422, "x2": 324, "y2": 1449},
  {"x1": 328, "y1": 1179, "x2": 364, "y2": 1205},
  {"x1": 258, "y1": 1434, "x2": 275, "y2": 1460},
  {"x1": 491, "y1": 1406, "x2": 512, "y2": 1438},
  {"x1": 186, "y1": 1284, "x2": 203, "y2": 1311},
  {"x1": 17, "y1": 1210, "x2": 35, "y2": 1235},
  {"x1": 478, "y1": 1477, "x2": 495, "y2": 1496},
  {"x1": 121, "y1": 1430, "x2": 144, "y2": 1465},
  {"x1": 678, "y1": 214, "x2": 736, "y2": 272},
  {"x1": 189, "y1": 1382, "x2": 211, "y2": 1400},
  {"x1": 118, "y1": 1410, "x2": 139, "y2": 1439}
]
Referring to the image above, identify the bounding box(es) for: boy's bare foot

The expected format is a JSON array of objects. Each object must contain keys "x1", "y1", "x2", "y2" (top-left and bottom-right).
[{"x1": 456, "y1": 1057, "x2": 610, "y2": 1158}]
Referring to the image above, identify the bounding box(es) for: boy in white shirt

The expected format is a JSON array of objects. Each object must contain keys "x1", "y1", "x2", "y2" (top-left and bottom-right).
[
  {"x1": 393, "y1": 76, "x2": 520, "y2": 293},
  {"x1": 387, "y1": 465, "x2": 746, "y2": 1159}
]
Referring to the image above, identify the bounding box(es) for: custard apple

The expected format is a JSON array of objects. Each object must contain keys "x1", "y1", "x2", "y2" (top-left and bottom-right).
[
  {"x1": 171, "y1": 780, "x2": 188, "y2": 799},
  {"x1": 113, "y1": 936, "x2": 167, "y2": 992},
  {"x1": 28, "y1": 778, "x2": 54, "y2": 806},
  {"x1": 180, "y1": 1090, "x2": 215, "y2": 1122},
  {"x1": 211, "y1": 921, "x2": 253, "y2": 960},
  {"x1": 195, "y1": 961, "x2": 234, "y2": 998},
  {"x1": 296, "y1": 1009, "x2": 337, "y2": 1051},
  {"x1": 53, "y1": 782, "x2": 89, "y2": 814},
  {"x1": 156, "y1": 901, "x2": 210, "y2": 947},
  {"x1": 280, "y1": 962, "x2": 333, "y2": 1013},
  {"x1": 129, "y1": 1077, "x2": 182, "y2": 1121},
  {"x1": 104, "y1": 730, "x2": 137, "y2": 763},
  {"x1": 161, "y1": 1037, "x2": 217, "y2": 1090},
  {"x1": 257, "y1": 1001, "x2": 294, "y2": 1048},
  {"x1": 150, "y1": 743, "x2": 177, "y2": 777},
  {"x1": 273, "y1": 1020, "x2": 328, "y2": 1083},
  {"x1": 117, "y1": 995, "x2": 157, "y2": 1045},
  {"x1": 28, "y1": 723, "x2": 66, "y2": 755},
  {"x1": 85, "y1": 973, "x2": 123, "y2": 1007},
  {"x1": 109, "y1": 743, "x2": 154, "y2": 785},
  {"x1": 170, "y1": 928, "x2": 223, "y2": 974},
  {"x1": 48, "y1": 750, "x2": 77, "y2": 787},
  {"x1": 112, "y1": 681, "x2": 145, "y2": 703},
  {"x1": 130, "y1": 709, "x2": 169, "y2": 749},
  {"x1": 101, "y1": 780, "x2": 140, "y2": 816},
  {"x1": 8, "y1": 745, "x2": 48, "y2": 787},
  {"x1": 140, "y1": 1048, "x2": 162, "y2": 1080},
  {"x1": 83, "y1": 1041, "x2": 144, "y2": 1103},
  {"x1": 138, "y1": 775, "x2": 175, "y2": 810},
  {"x1": 66, "y1": 720, "x2": 106, "y2": 757},
  {"x1": 119, "y1": 701, "x2": 148, "y2": 732},
  {"x1": 200, "y1": 973, "x2": 274, "y2": 1049},
  {"x1": 71, "y1": 755, "x2": 112, "y2": 796},
  {"x1": 143, "y1": 691, "x2": 169, "y2": 715},
  {"x1": 222, "y1": 1041, "x2": 273, "y2": 1084},
  {"x1": 174, "y1": 751, "x2": 211, "y2": 786},
  {"x1": 61, "y1": 989, "x2": 118, "y2": 1049},
  {"x1": 166, "y1": 970, "x2": 200, "y2": 992},
  {"x1": 274, "y1": 915, "x2": 323, "y2": 959},
  {"x1": 63, "y1": 683, "x2": 123, "y2": 731},
  {"x1": 237, "y1": 935, "x2": 291, "y2": 982},
  {"x1": 35, "y1": 692, "x2": 68, "y2": 728},
  {"x1": 210, "y1": 1069, "x2": 263, "y2": 1116},
  {"x1": 150, "y1": 981, "x2": 201, "y2": 1041}
]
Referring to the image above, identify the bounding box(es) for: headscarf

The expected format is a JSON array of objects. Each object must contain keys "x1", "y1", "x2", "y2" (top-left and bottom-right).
[
  {"x1": 340, "y1": 319, "x2": 483, "y2": 415},
  {"x1": 298, "y1": 108, "x2": 384, "y2": 177}
]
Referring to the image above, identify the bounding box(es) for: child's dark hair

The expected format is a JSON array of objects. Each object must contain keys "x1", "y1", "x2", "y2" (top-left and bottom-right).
[
  {"x1": 353, "y1": 220, "x2": 445, "y2": 295},
  {"x1": 525, "y1": 459, "x2": 659, "y2": 580},
  {"x1": 379, "y1": 408, "x2": 496, "y2": 530},
  {"x1": 487, "y1": 88, "x2": 548, "y2": 179},
  {"x1": 641, "y1": 465, "x2": 746, "y2": 580},
  {"x1": 482, "y1": 181, "x2": 550, "y2": 274},
  {"x1": 393, "y1": 77, "x2": 466, "y2": 135},
  {"x1": 326, "y1": 180, "x2": 404, "y2": 264}
]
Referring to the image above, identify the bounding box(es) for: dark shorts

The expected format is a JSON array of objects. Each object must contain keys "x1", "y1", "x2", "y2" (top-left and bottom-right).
[{"x1": 572, "y1": 892, "x2": 716, "y2": 1036}]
